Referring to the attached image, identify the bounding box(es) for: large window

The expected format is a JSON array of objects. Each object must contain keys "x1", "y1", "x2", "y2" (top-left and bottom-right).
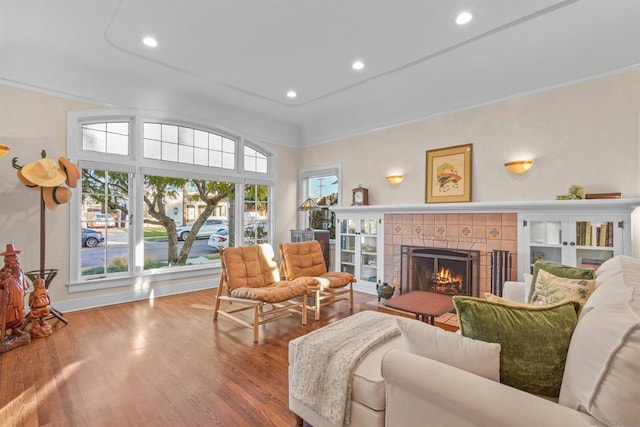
[
  {"x1": 68, "y1": 111, "x2": 274, "y2": 288},
  {"x1": 301, "y1": 167, "x2": 340, "y2": 238},
  {"x1": 243, "y1": 184, "x2": 271, "y2": 246}
]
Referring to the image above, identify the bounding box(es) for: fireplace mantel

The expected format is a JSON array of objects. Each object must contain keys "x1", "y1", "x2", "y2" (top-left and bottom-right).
[
  {"x1": 332, "y1": 198, "x2": 640, "y2": 296},
  {"x1": 332, "y1": 198, "x2": 640, "y2": 215}
]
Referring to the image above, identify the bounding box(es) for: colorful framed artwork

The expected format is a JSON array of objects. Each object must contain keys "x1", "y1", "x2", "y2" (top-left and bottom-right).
[{"x1": 425, "y1": 143, "x2": 472, "y2": 203}]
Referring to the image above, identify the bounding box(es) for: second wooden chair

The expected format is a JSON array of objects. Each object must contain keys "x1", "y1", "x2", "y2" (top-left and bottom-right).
[{"x1": 279, "y1": 240, "x2": 354, "y2": 320}]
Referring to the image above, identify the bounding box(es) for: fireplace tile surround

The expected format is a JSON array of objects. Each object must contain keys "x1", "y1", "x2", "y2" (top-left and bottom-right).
[{"x1": 384, "y1": 213, "x2": 518, "y2": 296}]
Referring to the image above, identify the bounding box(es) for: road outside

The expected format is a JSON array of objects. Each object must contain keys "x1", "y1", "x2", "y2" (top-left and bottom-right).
[{"x1": 81, "y1": 228, "x2": 218, "y2": 268}]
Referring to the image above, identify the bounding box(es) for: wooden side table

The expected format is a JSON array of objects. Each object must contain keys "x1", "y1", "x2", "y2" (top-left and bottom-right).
[{"x1": 384, "y1": 291, "x2": 454, "y2": 325}]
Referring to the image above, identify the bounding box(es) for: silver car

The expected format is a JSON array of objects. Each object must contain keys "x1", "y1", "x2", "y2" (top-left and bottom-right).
[{"x1": 176, "y1": 219, "x2": 228, "y2": 241}]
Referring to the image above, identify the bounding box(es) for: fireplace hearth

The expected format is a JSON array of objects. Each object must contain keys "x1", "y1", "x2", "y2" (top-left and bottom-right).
[{"x1": 400, "y1": 246, "x2": 480, "y2": 297}]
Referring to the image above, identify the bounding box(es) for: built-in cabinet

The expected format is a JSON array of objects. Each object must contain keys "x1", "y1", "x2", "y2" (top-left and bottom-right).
[
  {"x1": 332, "y1": 198, "x2": 640, "y2": 295},
  {"x1": 335, "y1": 213, "x2": 383, "y2": 294},
  {"x1": 520, "y1": 211, "x2": 628, "y2": 275}
]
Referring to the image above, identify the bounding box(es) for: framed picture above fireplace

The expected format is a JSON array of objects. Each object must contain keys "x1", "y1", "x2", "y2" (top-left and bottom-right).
[{"x1": 425, "y1": 143, "x2": 472, "y2": 203}]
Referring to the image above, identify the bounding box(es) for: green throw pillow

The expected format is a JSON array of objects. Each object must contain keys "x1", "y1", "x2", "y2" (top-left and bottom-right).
[
  {"x1": 453, "y1": 296, "x2": 581, "y2": 397},
  {"x1": 528, "y1": 261, "x2": 595, "y2": 303}
]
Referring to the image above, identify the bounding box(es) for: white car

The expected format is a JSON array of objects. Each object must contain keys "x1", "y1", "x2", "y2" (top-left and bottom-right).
[
  {"x1": 207, "y1": 229, "x2": 229, "y2": 252},
  {"x1": 176, "y1": 219, "x2": 228, "y2": 241},
  {"x1": 91, "y1": 213, "x2": 116, "y2": 228}
]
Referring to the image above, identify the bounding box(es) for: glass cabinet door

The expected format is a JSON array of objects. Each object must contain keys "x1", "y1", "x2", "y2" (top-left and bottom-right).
[
  {"x1": 360, "y1": 219, "x2": 378, "y2": 283},
  {"x1": 339, "y1": 219, "x2": 356, "y2": 275},
  {"x1": 528, "y1": 220, "x2": 562, "y2": 268},
  {"x1": 572, "y1": 218, "x2": 617, "y2": 268}
]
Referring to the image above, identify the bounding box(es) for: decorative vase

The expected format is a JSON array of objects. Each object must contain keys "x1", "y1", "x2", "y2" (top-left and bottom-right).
[{"x1": 377, "y1": 282, "x2": 395, "y2": 301}]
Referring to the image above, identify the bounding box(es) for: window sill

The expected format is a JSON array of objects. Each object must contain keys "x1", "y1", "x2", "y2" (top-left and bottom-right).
[{"x1": 67, "y1": 263, "x2": 222, "y2": 293}]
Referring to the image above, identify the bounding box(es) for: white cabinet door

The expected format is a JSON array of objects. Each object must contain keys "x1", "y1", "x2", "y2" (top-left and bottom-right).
[
  {"x1": 521, "y1": 214, "x2": 624, "y2": 274},
  {"x1": 335, "y1": 214, "x2": 383, "y2": 294}
]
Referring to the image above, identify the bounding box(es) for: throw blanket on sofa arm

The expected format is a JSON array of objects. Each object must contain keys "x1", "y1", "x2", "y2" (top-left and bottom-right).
[{"x1": 290, "y1": 311, "x2": 400, "y2": 426}]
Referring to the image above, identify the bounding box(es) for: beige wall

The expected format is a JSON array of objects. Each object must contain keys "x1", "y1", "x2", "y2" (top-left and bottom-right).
[
  {"x1": 301, "y1": 68, "x2": 640, "y2": 205},
  {"x1": 1, "y1": 67, "x2": 639, "y2": 309},
  {"x1": 0, "y1": 84, "x2": 98, "y2": 304}
]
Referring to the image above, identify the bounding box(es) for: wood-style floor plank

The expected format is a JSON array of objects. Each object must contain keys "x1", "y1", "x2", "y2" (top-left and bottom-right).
[{"x1": 0, "y1": 289, "x2": 378, "y2": 426}]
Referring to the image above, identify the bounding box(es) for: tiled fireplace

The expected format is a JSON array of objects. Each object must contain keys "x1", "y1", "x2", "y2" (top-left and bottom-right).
[{"x1": 384, "y1": 213, "x2": 518, "y2": 296}]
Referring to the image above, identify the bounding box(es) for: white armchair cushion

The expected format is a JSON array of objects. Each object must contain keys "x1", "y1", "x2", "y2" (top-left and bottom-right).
[
  {"x1": 559, "y1": 255, "x2": 640, "y2": 426},
  {"x1": 395, "y1": 317, "x2": 501, "y2": 381}
]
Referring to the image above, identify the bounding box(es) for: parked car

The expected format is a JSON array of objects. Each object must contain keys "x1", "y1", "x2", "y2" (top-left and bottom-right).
[
  {"x1": 177, "y1": 219, "x2": 228, "y2": 241},
  {"x1": 82, "y1": 228, "x2": 104, "y2": 248},
  {"x1": 91, "y1": 213, "x2": 116, "y2": 228},
  {"x1": 207, "y1": 229, "x2": 229, "y2": 252}
]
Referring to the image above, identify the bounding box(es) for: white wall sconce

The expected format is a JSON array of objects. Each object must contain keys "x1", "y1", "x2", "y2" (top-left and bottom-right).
[
  {"x1": 504, "y1": 160, "x2": 534, "y2": 174},
  {"x1": 0, "y1": 144, "x2": 10, "y2": 158},
  {"x1": 386, "y1": 174, "x2": 404, "y2": 185}
]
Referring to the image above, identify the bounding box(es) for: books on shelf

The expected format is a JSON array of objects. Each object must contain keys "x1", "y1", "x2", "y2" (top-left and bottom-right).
[
  {"x1": 575, "y1": 221, "x2": 613, "y2": 247},
  {"x1": 580, "y1": 257, "x2": 606, "y2": 269}
]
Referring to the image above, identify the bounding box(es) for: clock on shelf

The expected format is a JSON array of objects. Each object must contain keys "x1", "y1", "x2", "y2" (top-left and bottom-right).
[{"x1": 352, "y1": 185, "x2": 369, "y2": 206}]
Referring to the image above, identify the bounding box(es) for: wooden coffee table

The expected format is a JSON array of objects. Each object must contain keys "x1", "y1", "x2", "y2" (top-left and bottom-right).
[{"x1": 384, "y1": 291, "x2": 454, "y2": 325}]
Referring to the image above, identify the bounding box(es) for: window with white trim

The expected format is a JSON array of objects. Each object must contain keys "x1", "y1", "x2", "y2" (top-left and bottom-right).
[
  {"x1": 68, "y1": 111, "x2": 275, "y2": 288},
  {"x1": 301, "y1": 166, "x2": 340, "y2": 238}
]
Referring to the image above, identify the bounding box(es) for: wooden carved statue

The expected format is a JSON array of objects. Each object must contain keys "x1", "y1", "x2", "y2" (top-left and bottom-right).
[
  {"x1": 28, "y1": 277, "x2": 53, "y2": 338},
  {"x1": 0, "y1": 243, "x2": 31, "y2": 353}
]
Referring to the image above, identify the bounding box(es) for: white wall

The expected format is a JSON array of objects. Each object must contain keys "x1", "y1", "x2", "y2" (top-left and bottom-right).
[{"x1": 301, "y1": 68, "x2": 640, "y2": 206}]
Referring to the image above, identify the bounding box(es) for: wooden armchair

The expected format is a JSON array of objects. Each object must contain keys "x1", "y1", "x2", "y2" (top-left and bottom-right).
[
  {"x1": 214, "y1": 244, "x2": 315, "y2": 343},
  {"x1": 279, "y1": 240, "x2": 354, "y2": 320}
]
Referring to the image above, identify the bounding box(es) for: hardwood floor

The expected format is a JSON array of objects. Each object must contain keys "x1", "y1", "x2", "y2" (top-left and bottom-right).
[{"x1": 0, "y1": 289, "x2": 378, "y2": 427}]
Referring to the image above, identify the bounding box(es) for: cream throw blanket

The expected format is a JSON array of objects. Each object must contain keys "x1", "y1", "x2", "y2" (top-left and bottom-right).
[{"x1": 290, "y1": 311, "x2": 400, "y2": 426}]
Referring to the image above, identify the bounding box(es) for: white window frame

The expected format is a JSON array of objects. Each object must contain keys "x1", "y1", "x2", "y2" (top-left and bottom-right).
[
  {"x1": 299, "y1": 165, "x2": 341, "y2": 230},
  {"x1": 67, "y1": 109, "x2": 276, "y2": 292}
]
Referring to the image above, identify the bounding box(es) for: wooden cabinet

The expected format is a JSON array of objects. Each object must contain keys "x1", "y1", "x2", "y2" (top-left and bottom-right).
[
  {"x1": 290, "y1": 229, "x2": 330, "y2": 269},
  {"x1": 334, "y1": 214, "x2": 383, "y2": 294}
]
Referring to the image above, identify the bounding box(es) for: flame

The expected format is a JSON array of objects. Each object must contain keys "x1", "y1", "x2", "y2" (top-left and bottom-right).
[{"x1": 436, "y1": 267, "x2": 463, "y2": 286}]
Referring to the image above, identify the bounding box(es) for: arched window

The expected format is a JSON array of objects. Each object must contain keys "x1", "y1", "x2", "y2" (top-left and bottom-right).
[{"x1": 67, "y1": 110, "x2": 275, "y2": 290}]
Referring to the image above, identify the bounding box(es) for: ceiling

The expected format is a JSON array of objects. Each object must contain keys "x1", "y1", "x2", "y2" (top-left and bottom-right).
[{"x1": 2, "y1": 0, "x2": 640, "y2": 147}]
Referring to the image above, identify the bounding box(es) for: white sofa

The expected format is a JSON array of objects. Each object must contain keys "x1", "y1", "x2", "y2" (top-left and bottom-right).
[{"x1": 289, "y1": 255, "x2": 640, "y2": 427}]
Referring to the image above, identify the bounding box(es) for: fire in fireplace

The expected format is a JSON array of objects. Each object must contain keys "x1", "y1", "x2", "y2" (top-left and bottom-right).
[{"x1": 400, "y1": 246, "x2": 480, "y2": 297}]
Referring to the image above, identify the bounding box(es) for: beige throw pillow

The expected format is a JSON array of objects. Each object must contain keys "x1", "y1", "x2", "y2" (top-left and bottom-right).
[
  {"x1": 485, "y1": 292, "x2": 536, "y2": 308},
  {"x1": 531, "y1": 269, "x2": 596, "y2": 306},
  {"x1": 395, "y1": 317, "x2": 501, "y2": 382}
]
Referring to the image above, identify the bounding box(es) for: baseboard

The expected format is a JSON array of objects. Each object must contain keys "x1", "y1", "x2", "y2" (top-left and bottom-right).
[{"x1": 52, "y1": 279, "x2": 215, "y2": 314}]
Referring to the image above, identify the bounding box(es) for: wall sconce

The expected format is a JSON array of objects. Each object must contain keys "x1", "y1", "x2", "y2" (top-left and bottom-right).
[
  {"x1": 386, "y1": 174, "x2": 404, "y2": 185},
  {"x1": 504, "y1": 160, "x2": 534, "y2": 174},
  {"x1": 0, "y1": 144, "x2": 10, "y2": 158}
]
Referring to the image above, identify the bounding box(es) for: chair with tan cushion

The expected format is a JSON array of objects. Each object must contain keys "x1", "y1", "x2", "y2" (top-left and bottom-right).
[
  {"x1": 214, "y1": 244, "x2": 315, "y2": 343},
  {"x1": 279, "y1": 240, "x2": 354, "y2": 320}
]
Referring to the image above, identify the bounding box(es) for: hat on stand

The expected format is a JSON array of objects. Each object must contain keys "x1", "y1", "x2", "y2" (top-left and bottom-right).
[
  {"x1": 58, "y1": 157, "x2": 80, "y2": 188},
  {"x1": 21, "y1": 158, "x2": 66, "y2": 187},
  {"x1": 42, "y1": 186, "x2": 72, "y2": 210},
  {"x1": 17, "y1": 169, "x2": 40, "y2": 189}
]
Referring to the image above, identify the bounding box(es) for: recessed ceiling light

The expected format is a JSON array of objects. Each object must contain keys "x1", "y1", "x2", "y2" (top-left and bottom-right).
[
  {"x1": 286, "y1": 90, "x2": 297, "y2": 99},
  {"x1": 142, "y1": 36, "x2": 158, "y2": 47},
  {"x1": 352, "y1": 60, "x2": 365, "y2": 71},
  {"x1": 456, "y1": 12, "x2": 473, "y2": 25}
]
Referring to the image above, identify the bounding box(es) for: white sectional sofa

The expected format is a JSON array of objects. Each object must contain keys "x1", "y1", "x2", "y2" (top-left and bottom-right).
[{"x1": 289, "y1": 255, "x2": 640, "y2": 427}]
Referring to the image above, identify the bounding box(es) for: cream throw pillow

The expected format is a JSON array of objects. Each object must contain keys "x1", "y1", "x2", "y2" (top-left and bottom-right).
[
  {"x1": 485, "y1": 292, "x2": 535, "y2": 308},
  {"x1": 395, "y1": 317, "x2": 501, "y2": 382},
  {"x1": 530, "y1": 269, "x2": 596, "y2": 306}
]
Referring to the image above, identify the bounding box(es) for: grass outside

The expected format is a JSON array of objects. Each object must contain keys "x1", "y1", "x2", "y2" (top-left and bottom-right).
[{"x1": 121, "y1": 227, "x2": 169, "y2": 241}]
